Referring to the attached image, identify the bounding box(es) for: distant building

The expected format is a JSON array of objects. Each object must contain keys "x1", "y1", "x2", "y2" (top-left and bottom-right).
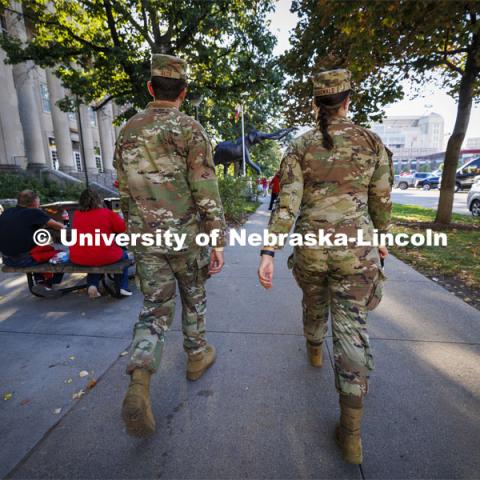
[
  {"x1": 466, "y1": 137, "x2": 480, "y2": 149},
  {"x1": 371, "y1": 113, "x2": 445, "y2": 172},
  {"x1": 0, "y1": 5, "x2": 123, "y2": 188}
]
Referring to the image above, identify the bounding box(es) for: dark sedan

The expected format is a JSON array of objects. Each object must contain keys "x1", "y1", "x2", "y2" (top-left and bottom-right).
[{"x1": 416, "y1": 176, "x2": 441, "y2": 190}]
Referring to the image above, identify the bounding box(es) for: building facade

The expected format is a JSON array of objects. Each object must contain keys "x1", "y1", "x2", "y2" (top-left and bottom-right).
[
  {"x1": 466, "y1": 137, "x2": 480, "y2": 149},
  {"x1": 371, "y1": 113, "x2": 445, "y2": 172},
  {"x1": 0, "y1": 4, "x2": 121, "y2": 187}
]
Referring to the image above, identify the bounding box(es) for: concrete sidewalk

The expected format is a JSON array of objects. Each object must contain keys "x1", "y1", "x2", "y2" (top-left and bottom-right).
[{"x1": 1, "y1": 199, "x2": 480, "y2": 479}]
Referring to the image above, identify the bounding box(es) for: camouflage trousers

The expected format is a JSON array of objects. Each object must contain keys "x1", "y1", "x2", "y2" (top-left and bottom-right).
[
  {"x1": 290, "y1": 245, "x2": 383, "y2": 399},
  {"x1": 126, "y1": 247, "x2": 210, "y2": 374}
]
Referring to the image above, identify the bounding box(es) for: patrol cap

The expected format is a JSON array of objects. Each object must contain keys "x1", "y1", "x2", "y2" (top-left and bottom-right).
[
  {"x1": 312, "y1": 68, "x2": 352, "y2": 97},
  {"x1": 151, "y1": 53, "x2": 188, "y2": 80}
]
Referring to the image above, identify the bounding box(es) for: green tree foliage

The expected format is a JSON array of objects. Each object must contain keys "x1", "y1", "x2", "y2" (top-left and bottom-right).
[
  {"x1": 283, "y1": 0, "x2": 480, "y2": 224},
  {"x1": 250, "y1": 140, "x2": 283, "y2": 178},
  {"x1": 0, "y1": 0, "x2": 283, "y2": 139},
  {"x1": 217, "y1": 175, "x2": 259, "y2": 224}
]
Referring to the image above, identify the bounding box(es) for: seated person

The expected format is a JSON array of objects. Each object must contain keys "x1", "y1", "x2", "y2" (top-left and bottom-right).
[
  {"x1": 70, "y1": 188, "x2": 131, "y2": 298},
  {"x1": 0, "y1": 190, "x2": 65, "y2": 296}
]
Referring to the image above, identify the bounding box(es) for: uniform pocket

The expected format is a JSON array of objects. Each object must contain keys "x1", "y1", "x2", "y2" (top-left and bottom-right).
[
  {"x1": 366, "y1": 269, "x2": 386, "y2": 311},
  {"x1": 195, "y1": 248, "x2": 211, "y2": 283}
]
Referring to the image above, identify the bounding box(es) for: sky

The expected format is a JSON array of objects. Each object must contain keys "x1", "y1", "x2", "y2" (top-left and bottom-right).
[{"x1": 269, "y1": 0, "x2": 480, "y2": 149}]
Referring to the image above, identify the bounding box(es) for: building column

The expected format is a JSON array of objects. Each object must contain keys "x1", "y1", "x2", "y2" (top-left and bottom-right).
[
  {"x1": 7, "y1": 5, "x2": 48, "y2": 171},
  {"x1": 112, "y1": 102, "x2": 123, "y2": 141},
  {"x1": 79, "y1": 105, "x2": 97, "y2": 173},
  {"x1": 0, "y1": 47, "x2": 26, "y2": 171},
  {"x1": 97, "y1": 103, "x2": 115, "y2": 172},
  {"x1": 46, "y1": 69, "x2": 75, "y2": 173}
]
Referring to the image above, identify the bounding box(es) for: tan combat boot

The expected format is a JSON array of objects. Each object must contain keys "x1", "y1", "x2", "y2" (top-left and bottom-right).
[
  {"x1": 186, "y1": 345, "x2": 216, "y2": 381},
  {"x1": 335, "y1": 395, "x2": 364, "y2": 464},
  {"x1": 306, "y1": 340, "x2": 323, "y2": 367},
  {"x1": 122, "y1": 368, "x2": 156, "y2": 438}
]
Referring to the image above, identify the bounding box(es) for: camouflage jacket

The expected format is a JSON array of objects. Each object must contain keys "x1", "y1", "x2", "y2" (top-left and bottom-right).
[
  {"x1": 269, "y1": 116, "x2": 393, "y2": 243},
  {"x1": 114, "y1": 101, "x2": 226, "y2": 252}
]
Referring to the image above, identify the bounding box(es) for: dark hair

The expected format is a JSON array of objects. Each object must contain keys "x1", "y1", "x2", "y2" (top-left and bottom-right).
[
  {"x1": 314, "y1": 90, "x2": 351, "y2": 150},
  {"x1": 17, "y1": 190, "x2": 39, "y2": 207},
  {"x1": 150, "y1": 76, "x2": 187, "y2": 101},
  {"x1": 79, "y1": 188, "x2": 103, "y2": 211}
]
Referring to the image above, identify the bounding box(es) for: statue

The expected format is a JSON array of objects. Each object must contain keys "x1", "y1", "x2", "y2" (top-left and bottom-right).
[{"x1": 213, "y1": 127, "x2": 294, "y2": 175}]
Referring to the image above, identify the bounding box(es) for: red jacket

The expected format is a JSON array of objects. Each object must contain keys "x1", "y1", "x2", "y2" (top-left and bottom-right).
[
  {"x1": 269, "y1": 174, "x2": 281, "y2": 194},
  {"x1": 70, "y1": 208, "x2": 126, "y2": 266}
]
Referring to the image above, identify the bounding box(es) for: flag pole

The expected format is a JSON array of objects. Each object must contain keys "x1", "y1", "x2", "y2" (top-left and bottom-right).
[{"x1": 241, "y1": 104, "x2": 246, "y2": 176}]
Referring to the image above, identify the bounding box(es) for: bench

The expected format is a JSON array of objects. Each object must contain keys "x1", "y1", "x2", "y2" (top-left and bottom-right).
[{"x1": 2, "y1": 259, "x2": 133, "y2": 298}]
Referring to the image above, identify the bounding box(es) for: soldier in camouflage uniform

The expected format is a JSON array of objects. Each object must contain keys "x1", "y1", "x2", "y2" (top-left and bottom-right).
[
  {"x1": 258, "y1": 69, "x2": 393, "y2": 464},
  {"x1": 114, "y1": 53, "x2": 226, "y2": 438}
]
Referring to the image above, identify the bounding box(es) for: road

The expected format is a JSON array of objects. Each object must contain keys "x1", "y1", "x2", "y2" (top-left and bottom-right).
[
  {"x1": 392, "y1": 188, "x2": 471, "y2": 215},
  {"x1": 1, "y1": 199, "x2": 480, "y2": 479}
]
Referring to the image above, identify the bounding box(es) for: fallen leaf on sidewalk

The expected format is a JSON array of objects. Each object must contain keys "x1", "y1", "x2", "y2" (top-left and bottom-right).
[
  {"x1": 64, "y1": 378, "x2": 73, "y2": 384},
  {"x1": 69, "y1": 356, "x2": 75, "y2": 361},
  {"x1": 86, "y1": 379, "x2": 97, "y2": 390},
  {"x1": 20, "y1": 399, "x2": 30, "y2": 406},
  {"x1": 72, "y1": 389, "x2": 85, "y2": 400},
  {"x1": 3, "y1": 392, "x2": 13, "y2": 401},
  {"x1": 53, "y1": 408, "x2": 62, "y2": 415},
  {"x1": 120, "y1": 351, "x2": 128, "y2": 357},
  {"x1": 79, "y1": 370, "x2": 89, "y2": 378}
]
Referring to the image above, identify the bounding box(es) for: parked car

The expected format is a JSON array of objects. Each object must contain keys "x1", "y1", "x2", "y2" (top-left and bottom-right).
[
  {"x1": 395, "y1": 172, "x2": 432, "y2": 190},
  {"x1": 455, "y1": 157, "x2": 480, "y2": 191},
  {"x1": 416, "y1": 176, "x2": 441, "y2": 190},
  {"x1": 467, "y1": 176, "x2": 480, "y2": 216}
]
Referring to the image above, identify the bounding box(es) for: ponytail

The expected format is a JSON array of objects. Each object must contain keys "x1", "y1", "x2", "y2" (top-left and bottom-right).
[
  {"x1": 314, "y1": 89, "x2": 351, "y2": 151},
  {"x1": 317, "y1": 106, "x2": 334, "y2": 150}
]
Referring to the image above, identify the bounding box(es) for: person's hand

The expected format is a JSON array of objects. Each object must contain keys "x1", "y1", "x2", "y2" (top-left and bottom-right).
[
  {"x1": 209, "y1": 250, "x2": 224, "y2": 274},
  {"x1": 379, "y1": 246, "x2": 388, "y2": 259},
  {"x1": 258, "y1": 254, "x2": 274, "y2": 289}
]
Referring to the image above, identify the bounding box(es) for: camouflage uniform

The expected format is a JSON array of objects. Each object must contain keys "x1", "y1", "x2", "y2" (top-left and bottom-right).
[
  {"x1": 114, "y1": 54, "x2": 226, "y2": 374},
  {"x1": 268, "y1": 69, "x2": 393, "y2": 398}
]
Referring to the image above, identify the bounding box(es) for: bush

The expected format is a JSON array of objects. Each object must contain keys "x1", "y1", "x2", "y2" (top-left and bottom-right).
[
  {"x1": 0, "y1": 173, "x2": 84, "y2": 204},
  {"x1": 218, "y1": 176, "x2": 260, "y2": 224}
]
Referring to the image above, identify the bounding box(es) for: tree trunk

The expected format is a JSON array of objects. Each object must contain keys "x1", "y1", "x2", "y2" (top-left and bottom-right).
[{"x1": 435, "y1": 62, "x2": 476, "y2": 224}]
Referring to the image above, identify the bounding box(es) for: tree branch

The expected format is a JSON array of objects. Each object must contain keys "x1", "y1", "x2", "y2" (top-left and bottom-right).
[
  {"x1": 110, "y1": 1, "x2": 154, "y2": 47},
  {"x1": 92, "y1": 91, "x2": 134, "y2": 111},
  {"x1": 148, "y1": 5, "x2": 162, "y2": 47},
  {"x1": 442, "y1": 28, "x2": 465, "y2": 75},
  {"x1": 5, "y1": 6, "x2": 110, "y2": 53}
]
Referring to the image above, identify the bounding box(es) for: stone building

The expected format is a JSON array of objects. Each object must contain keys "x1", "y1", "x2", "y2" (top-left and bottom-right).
[
  {"x1": 371, "y1": 113, "x2": 445, "y2": 172},
  {"x1": 0, "y1": 3, "x2": 121, "y2": 189}
]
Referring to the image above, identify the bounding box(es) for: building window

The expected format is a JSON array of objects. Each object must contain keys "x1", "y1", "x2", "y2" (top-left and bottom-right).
[
  {"x1": 68, "y1": 111, "x2": 77, "y2": 121},
  {"x1": 40, "y1": 83, "x2": 51, "y2": 113},
  {"x1": 95, "y1": 155, "x2": 104, "y2": 172},
  {"x1": 50, "y1": 150, "x2": 59, "y2": 170},
  {"x1": 89, "y1": 108, "x2": 97, "y2": 127},
  {"x1": 74, "y1": 151, "x2": 82, "y2": 172}
]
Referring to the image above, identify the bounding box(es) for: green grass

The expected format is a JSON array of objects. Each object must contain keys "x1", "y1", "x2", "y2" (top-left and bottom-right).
[
  {"x1": 391, "y1": 204, "x2": 480, "y2": 289},
  {"x1": 392, "y1": 203, "x2": 479, "y2": 225}
]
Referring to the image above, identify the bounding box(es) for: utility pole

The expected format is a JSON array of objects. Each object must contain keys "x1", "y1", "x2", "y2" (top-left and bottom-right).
[
  {"x1": 241, "y1": 104, "x2": 246, "y2": 176},
  {"x1": 75, "y1": 97, "x2": 89, "y2": 188}
]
